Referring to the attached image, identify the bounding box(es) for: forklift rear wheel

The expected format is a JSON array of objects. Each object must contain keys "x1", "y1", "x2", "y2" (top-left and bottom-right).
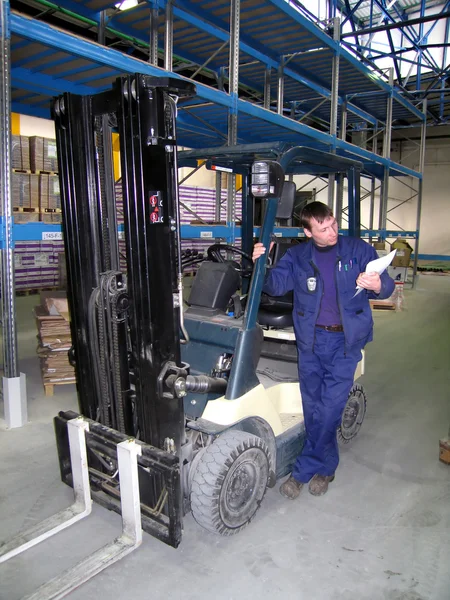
[
  {"x1": 190, "y1": 430, "x2": 270, "y2": 536},
  {"x1": 337, "y1": 383, "x2": 367, "y2": 445}
]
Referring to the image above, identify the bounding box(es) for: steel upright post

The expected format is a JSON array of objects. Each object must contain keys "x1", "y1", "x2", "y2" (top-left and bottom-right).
[
  {"x1": 412, "y1": 100, "x2": 427, "y2": 288},
  {"x1": 0, "y1": 0, "x2": 27, "y2": 428},
  {"x1": 328, "y1": 17, "x2": 340, "y2": 208},
  {"x1": 215, "y1": 172, "x2": 222, "y2": 222},
  {"x1": 149, "y1": 5, "x2": 159, "y2": 66},
  {"x1": 369, "y1": 125, "x2": 377, "y2": 242},
  {"x1": 336, "y1": 101, "x2": 347, "y2": 225},
  {"x1": 380, "y1": 69, "x2": 394, "y2": 234},
  {"x1": 264, "y1": 66, "x2": 271, "y2": 110},
  {"x1": 277, "y1": 57, "x2": 284, "y2": 116},
  {"x1": 227, "y1": 0, "x2": 240, "y2": 244},
  {"x1": 164, "y1": 0, "x2": 173, "y2": 71}
]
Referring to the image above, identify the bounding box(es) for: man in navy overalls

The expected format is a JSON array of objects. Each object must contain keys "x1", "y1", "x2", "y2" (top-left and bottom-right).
[{"x1": 253, "y1": 201, "x2": 394, "y2": 498}]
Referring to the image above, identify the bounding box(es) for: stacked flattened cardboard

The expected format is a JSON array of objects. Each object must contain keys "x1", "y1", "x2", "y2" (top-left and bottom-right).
[
  {"x1": 29, "y1": 136, "x2": 59, "y2": 172},
  {"x1": 11, "y1": 135, "x2": 30, "y2": 170},
  {"x1": 35, "y1": 291, "x2": 76, "y2": 395},
  {"x1": 40, "y1": 173, "x2": 62, "y2": 223}
]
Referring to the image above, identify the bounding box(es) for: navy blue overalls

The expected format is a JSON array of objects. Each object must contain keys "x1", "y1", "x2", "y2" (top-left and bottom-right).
[{"x1": 263, "y1": 236, "x2": 395, "y2": 482}]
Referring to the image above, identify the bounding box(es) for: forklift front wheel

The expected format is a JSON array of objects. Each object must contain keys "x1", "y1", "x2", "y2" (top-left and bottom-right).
[
  {"x1": 337, "y1": 383, "x2": 367, "y2": 445},
  {"x1": 190, "y1": 430, "x2": 270, "y2": 536}
]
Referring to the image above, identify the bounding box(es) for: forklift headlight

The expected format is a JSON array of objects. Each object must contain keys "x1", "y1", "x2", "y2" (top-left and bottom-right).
[{"x1": 251, "y1": 160, "x2": 285, "y2": 198}]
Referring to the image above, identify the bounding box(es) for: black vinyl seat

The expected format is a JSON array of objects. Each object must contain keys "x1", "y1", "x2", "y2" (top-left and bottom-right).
[
  {"x1": 257, "y1": 236, "x2": 302, "y2": 329},
  {"x1": 258, "y1": 291, "x2": 294, "y2": 328}
]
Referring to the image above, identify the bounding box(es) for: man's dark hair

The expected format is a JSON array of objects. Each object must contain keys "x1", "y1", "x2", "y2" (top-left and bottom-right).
[{"x1": 301, "y1": 201, "x2": 334, "y2": 231}]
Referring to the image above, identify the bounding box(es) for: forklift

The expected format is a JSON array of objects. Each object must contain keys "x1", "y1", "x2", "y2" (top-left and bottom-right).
[{"x1": 52, "y1": 74, "x2": 367, "y2": 548}]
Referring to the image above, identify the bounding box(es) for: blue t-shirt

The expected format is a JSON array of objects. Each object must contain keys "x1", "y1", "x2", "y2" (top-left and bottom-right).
[{"x1": 313, "y1": 243, "x2": 341, "y2": 326}]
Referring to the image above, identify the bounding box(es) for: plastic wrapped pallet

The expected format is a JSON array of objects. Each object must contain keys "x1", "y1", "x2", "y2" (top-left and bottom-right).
[
  {"x1": 14, "y1": 241, "x2": 58, "y2": 291},
  {"x1": 29, "y1": 136, "x2": 58, "y2": 172}
]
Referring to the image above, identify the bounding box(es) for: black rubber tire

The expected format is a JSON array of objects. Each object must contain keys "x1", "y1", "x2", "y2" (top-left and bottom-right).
[
  {"x1": 337, "y1": 383, "x2": 367, "y2": 445},
  {"x1": 190, "y1": 430, "x2": 270, "y2": 536}
]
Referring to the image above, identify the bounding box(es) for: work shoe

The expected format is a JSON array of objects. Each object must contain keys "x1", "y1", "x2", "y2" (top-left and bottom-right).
[
  {"x1": 308, "y1": 474, "x2": 335, "y2": 496},
  {"x1": 280, "y1": 476, "x2": 304, "y2": 499}
]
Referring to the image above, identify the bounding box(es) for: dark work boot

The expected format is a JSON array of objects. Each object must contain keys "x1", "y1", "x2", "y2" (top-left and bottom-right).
[
  {"x1": 308, "y1": 474, "x2": 335, "y2": 497},
  {"x1": 280, "y1": 476, "x2": 304, "y2": 499}
]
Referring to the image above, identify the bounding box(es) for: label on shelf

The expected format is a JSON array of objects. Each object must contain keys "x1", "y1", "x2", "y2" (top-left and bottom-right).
[
  {"x1": 42, "y1": 231, "x2": 63, "y2": 241},
  {"x1": 200, "y1": 231, "x2": 213, "y2": 239}
]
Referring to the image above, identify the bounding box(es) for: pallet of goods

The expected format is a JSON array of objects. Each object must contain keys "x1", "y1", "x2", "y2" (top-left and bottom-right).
[{"x1": 34, "y1": 291, "x2": 76, "y2": 396}]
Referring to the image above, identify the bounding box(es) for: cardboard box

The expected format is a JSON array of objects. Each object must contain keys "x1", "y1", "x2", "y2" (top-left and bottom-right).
[
  {"x1": 439, "y1": 438, "x2": 450, "y2": 465},
  {"x1": 388, "y1": 265, "x2": 408, "y2": 283},
  {"x1": 373, "y1": 241, "x2": 386, "y2": 250},
  {"x1": 390, "y1": 238, "x2": 413, "y2": 267}
]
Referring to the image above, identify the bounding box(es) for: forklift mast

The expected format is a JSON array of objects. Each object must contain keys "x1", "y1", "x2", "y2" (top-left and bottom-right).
[
  {"x1": 53, "y1": 74, "x2": 195, "y2": 453},
  {"x1": 52, "y1": 76, "x2": 199, "y2": 547}
]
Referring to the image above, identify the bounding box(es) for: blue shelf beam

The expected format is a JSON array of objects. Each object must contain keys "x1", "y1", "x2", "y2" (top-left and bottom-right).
[{"x1": 3, "y1": 220, "x2": 419, "y2": 247}]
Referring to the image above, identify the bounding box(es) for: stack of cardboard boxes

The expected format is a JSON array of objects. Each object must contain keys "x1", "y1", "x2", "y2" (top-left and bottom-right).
[
  {"x1": 40, "y1": 173, "x2": 62, "y2": 223},
  {"x1": 35, "y1": 291, "x2": 75, "y2": 396},
  {"x1": 14, "y1": 240, "x2": 65, "y2": 291},
  {"x1": 11, "y1": 135, "x2": 30, "y2": 170},
  {"x1": 11, "y1": 172, "x2": 40, "y2": 221},
  {"x1": 29, "y1": 136, "x2": 59, "y2": 172},
  {"x1": 371, "y1": 238, "x2": 413, "y2": 311},
  {"x1": 12, "y1": 135, "x2": 64, "y2": 290},
  {"x1": 373, "y1": 239, "x2": 413, "y2": 282},
  {"x1": 11, "y1": 135, "x2": 61, "y2": 223}
]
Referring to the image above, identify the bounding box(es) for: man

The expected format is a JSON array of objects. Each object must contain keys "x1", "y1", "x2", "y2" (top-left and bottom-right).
[{"x1": 253, "y1": 201, "x2": 394, "y2": 499}]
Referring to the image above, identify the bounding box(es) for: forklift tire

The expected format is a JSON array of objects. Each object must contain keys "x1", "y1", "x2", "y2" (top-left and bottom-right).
[
  {"x1": 190, "y1": 430, "x2": 270, "y2": 536},
  {"x1": 337, "y1": 383, "x2": 367, "y2": 445}
]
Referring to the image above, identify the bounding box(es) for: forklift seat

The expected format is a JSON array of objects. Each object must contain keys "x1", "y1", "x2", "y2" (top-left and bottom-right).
[{"x1": 257, "y1": 239, "x2": 297, "y2": 329}]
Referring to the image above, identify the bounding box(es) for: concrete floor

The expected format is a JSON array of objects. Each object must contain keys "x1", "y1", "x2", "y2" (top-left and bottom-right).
[{"x1": 1, "y1": 274, "x2": 449, "y2": 600}]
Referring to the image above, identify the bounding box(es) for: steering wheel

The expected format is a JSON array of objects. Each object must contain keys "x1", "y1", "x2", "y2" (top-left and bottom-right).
[{"x1": 207, "y1": 243, "x2": 254, "y2": 276}]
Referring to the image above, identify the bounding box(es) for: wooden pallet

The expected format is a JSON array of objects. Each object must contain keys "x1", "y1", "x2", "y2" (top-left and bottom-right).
[
  {"x1": 44, "y1": 379, "x2": 76, "y2": 396},
  {"x1": 12, "y1": 206, "x2": 40, "y2": 213},
  {"x1": 12, "y1": 168, "x2": 58, "y2": 175},
  {"x1": 16, "y1": 286, "x2": 60, "y2": 297},
  {"x1": 370, "y1": 299, "x2": 396, "y2": 311}
]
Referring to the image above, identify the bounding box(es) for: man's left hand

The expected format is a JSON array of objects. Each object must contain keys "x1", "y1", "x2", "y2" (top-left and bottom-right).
[{"x1": 356, "y1": 271, "x2": 381, "y2": 294}]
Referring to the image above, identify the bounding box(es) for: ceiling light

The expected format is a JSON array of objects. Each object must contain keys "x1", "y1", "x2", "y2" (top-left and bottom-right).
[{"x1": 115, "y1": 0, "x2": 139, "y2": 11}]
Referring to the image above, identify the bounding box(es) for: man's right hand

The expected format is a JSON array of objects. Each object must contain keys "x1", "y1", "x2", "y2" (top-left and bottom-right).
[{"x1": 252, "y1": 241, "x2": 274, "y2": 261}]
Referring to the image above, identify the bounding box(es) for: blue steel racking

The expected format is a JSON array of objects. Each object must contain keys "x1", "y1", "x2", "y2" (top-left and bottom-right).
[
  {"x1": 5, "y1": 1, "x2": 426, "y2": 236},
  {"x1": 0, "y1": 0, "x2": 428, "y2": 424}
]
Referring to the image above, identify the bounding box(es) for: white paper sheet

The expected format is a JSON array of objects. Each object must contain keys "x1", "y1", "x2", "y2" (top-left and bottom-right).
[{"x1": 353, "y1": 249, "x2": 397, "y2": 297}]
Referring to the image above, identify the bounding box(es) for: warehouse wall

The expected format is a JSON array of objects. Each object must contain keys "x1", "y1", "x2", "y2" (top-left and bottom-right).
[
  {"x1": 18, "y1": 114, "x2": 55, "y2": 138},
  {"x1": 391, "y1": 129, "x2": 450, "y2": 258},
  {"x1": 292, "y1": 131, "x2": 450, "y2": 259}
]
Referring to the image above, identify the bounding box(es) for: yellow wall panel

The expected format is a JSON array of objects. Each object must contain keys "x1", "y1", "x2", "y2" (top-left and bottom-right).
[{"x1": 11, "y1": 113, "x2": 20, "y2": 135}]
